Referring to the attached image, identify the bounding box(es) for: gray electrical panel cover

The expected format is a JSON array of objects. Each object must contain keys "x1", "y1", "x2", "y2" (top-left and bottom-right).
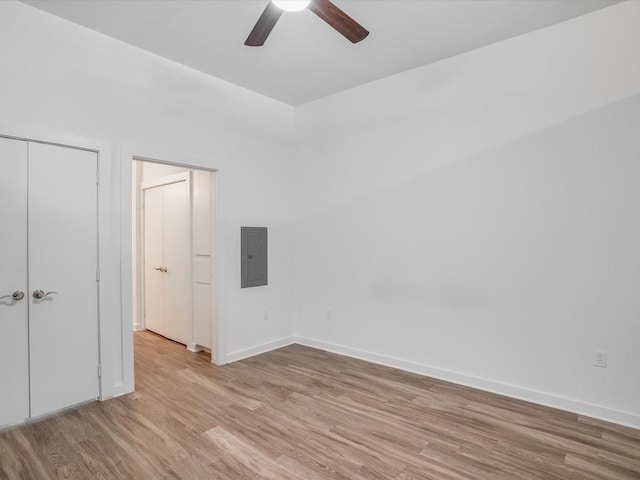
[{"x1": 241, "y1": 227, "x2": 268, "y2": 288}]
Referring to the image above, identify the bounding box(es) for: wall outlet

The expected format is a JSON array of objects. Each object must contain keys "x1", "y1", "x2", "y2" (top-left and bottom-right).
[
  {"x1": 326, "y1": 308, "x2": 333, "y2": 320},
  {"x1": 594, "y1": 350, "x2": 607, "y2": 368},
  {"x1": 263, "y1": 308, "x2": 269, "y2": 321}
]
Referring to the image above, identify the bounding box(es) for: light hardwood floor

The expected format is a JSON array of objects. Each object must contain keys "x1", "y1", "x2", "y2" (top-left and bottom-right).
[{"x1": 1, "y1": 331, "x2": 639, "y2": 479}]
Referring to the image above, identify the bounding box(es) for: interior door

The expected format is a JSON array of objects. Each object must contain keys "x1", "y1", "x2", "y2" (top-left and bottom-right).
[
  {"x1": 28, "y1": 142, "x2": 100, "y2": 417},
  {"x1": 162, "y1": 180, "x2": 190, "y2": 345},
  {"x1": 0, "y1": 137, "x2": 29, "y2": 426},
  {"x1": 143, "y1": 186, "x2": 165, "y2": 336}
]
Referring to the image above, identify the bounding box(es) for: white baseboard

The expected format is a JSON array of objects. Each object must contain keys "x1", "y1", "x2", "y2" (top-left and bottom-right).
[
  {"x1": 111, "y1": 383, "x2": 131, "y2": 398},
  {"x1": 294, "y1": 336, "x2": 640, "y2": 430},
  {"x1": 225, "y1": 336, "x2": 296, "y2": 364},
  {"x1": 133, "y1": 323, "x2": 145, "y2": 332}
]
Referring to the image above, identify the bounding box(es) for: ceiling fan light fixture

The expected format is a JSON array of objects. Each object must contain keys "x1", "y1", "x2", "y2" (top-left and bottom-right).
[
  {"x1": 271, "y1": 0, "x2": 311, "y2": 12},
  {"x1": 246, "y1": 0, "x2": 368, "y2": 47}
]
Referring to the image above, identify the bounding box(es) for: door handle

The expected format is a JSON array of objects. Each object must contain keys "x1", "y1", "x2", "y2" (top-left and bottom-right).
[
  {"x1": 154, "y1": 267, "x2": 168, "y2": 272},
  {"x1": 33, "y1": 290, "x2": 58, "y2": 299},
  {"x1": 0, "y1": 290, "x2": 25, "y2": 301}
]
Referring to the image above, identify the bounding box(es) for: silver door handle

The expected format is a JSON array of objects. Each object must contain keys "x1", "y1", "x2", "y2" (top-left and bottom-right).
[
  {"x1": 0, "y1": 290, "x2": 25, "y2": 301},
  {"x1": 33, "y1": 290, "x2": 58, "y2": 299},
  {"x1": 154, "y1": 267, "x2": 167, "y2": 272}
]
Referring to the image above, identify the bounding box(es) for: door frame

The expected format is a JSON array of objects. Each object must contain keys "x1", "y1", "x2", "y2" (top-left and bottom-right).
[
  {"x1": 0, "y1": 129, "x2": 114, "y2": 402},
  {"x1": 139, "y1": 171, "x2": 192, "y2": 337},
  {"x1": 120, "y1": 145, "x2": 224, "y2": 388}
]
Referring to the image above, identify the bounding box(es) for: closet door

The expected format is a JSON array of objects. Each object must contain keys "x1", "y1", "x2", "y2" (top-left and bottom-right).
[
  {"x1": 162, "y1": 180, "x2": 190, "y2": 345},
  {"x1": 0, "y1": 138, "x2": 29, "y2": 427},
  {"x1": 28, "y1": 142, "x2": 100, "y2": 417},
  {"x1": 143, "y1": 176, "x2": 190, "y2": 345},
  {"x1": 143, "y1": 185, "x2": 165, "y2": 336}
]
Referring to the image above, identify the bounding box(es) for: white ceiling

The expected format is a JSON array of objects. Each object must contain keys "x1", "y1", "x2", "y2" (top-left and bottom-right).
[{"x1": 23, "y1": 0, "x2": 619, "y2": 105}]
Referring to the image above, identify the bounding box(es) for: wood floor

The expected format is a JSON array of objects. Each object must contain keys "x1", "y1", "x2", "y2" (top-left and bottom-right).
[{"x1": 1, "y1": 332, "x2": 639, "y2": 479}]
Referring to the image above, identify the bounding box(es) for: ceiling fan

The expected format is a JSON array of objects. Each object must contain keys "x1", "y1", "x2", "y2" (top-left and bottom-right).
[{"x1": 245, "y1": 0, "x2": 369, "y2": 47}]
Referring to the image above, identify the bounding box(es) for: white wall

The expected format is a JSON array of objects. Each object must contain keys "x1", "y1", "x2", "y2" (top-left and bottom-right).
[
  {"x1": 293, "y1": 1, "x2": 640, "y2": 427},
  {"x1": 0, "y1": 1, "x2": 296, "y2": 396}
]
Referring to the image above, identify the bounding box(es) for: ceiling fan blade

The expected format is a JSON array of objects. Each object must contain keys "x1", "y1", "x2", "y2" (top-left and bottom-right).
[
  {"x1": 245, "y1": 2, "x2": 283, "y2": 46},
  {"x1": 309, "y1": 0, "x2": 369, "y2": 44}
]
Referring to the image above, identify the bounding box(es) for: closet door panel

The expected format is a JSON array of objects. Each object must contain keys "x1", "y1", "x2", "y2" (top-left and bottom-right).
[
  {"x1": 163, "y1": 180, "x2": 191, "y2": 345},
  {"x1": 143, "y1": 186, "x2": 165, "y2": 335},
  {"x1": 28, "y1": 142, "x2": 99, "y2": 417},
  {"x1": 0, "y1": 138, "x2": 29, "y2": 426}
]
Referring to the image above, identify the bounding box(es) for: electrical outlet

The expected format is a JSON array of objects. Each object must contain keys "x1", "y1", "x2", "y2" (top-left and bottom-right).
[
  {"x1": 326, "y1": 308, "x2": 333, "y2": 320},
  {"x1": 594, "y1": 350, "x2": 607, "y2": 368},
  {"x1": 263, "y1": 309, "x2": 269, "y2": 321}
]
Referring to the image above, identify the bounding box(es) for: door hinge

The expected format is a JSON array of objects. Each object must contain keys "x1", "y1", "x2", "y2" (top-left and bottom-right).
[
  {"x1": 96, "y1": 171, "x2": 100, "y2": 185},
  {"x1": 98, "y1": 364, "x2": 102, "y2": 378},
  {"x1": 96, "y1": 269, "x2": 100, "y2": 282}
]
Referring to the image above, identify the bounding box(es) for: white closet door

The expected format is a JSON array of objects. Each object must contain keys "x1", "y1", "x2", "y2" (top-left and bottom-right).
[
  {"x1": 0, "y1": 137, "x2": 29, "y2": 426},
  {"x1": 28, "y1": 142, "x2": 99, "y2": 417},
  {"x1": 162, "y1": 180, "x2": 191, "y2": 345},
  {"x1": 144, "y1": 186, "x2": 165, "y2": 336}
]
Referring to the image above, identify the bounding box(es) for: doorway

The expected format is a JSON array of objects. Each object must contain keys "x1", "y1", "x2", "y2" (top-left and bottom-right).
[{"x1": 132, "y1": 159, "x2": 215, "y2": 358}]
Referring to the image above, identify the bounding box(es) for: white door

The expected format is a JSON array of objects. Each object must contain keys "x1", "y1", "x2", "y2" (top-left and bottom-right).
[
  {"x1": 0, "y1": 137, "x2": 30, "y2": 426},
  {"x1": 28, "y1": 142, "x2": 100, "y2": 417},
  {"x1": 143, "y1": 186, "x2": 165, "y2": 335},
  {"x1": 162, "y1": 180, "x2": 190, "y2": 345},
  {"x1": 143, "y1": 176, "x2": 191, "y2": 345}
]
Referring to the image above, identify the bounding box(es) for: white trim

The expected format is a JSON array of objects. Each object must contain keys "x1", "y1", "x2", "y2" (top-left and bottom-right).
[
  {"x1": 211, "y1": 170, "x2": 224, "y2": 365},
  {"x1": 293, "y1": 336, "x2": 640, "y2": 430},
  {"x1": 96, "y1": 141, "x2": 120, "y2": 402},
  {"x1": 225, "y1": 336, "x2": 296, "y2": 364},
  {"x1": 0, "y1": 121, "x2": 110, "y2": 154},
  {"x1": 119, "y1": 145, "x2": 135, "y2": 396},
  {"x1": 111, "y1": 383, "x2": 128, "y2": 398},
  {"x1": 120, "y1": 143, "x2": 225, "y2": 393},
  {"x1": 141, "y1": 171, "x2": 190, "y2": 191},
  {"x1": 187, "y1": 343, "x2": 203, "y2": 353}
]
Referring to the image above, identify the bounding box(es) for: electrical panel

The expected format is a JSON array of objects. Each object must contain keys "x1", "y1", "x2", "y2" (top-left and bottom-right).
[{"x1": 241, "y1": 226, "x2": 267, "y2": 288}]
